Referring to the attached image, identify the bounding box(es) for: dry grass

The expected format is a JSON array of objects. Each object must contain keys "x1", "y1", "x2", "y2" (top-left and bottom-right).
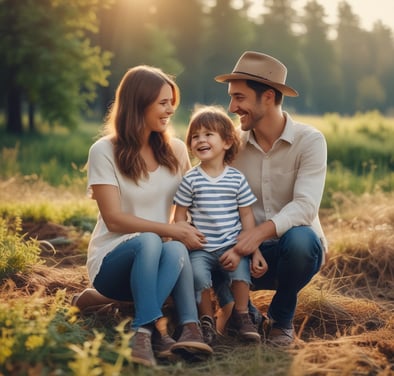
[{"x1": 1, "y1": 181, "x2": 393, "y2": 375}]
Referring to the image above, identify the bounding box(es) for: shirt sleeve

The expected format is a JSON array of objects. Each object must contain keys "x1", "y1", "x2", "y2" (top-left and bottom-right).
[
  {"x1": 173, "y1": 175, "x2": 193, "y2": 207},
  {"x1": 87, "y1": 139, "x2": 119, "y2": 198},
  {"x1": 171, "y1": 137, "x2": 191, "y2": 175},
  {"x1": 271, "y1": 131, "x2": 327, "y2": 237},
  {"x1": 237, "y1": 174, "x2": 257, "y2": 207}
]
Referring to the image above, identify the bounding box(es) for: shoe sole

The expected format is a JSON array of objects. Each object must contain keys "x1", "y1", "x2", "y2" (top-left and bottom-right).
[
  {"x1": 154, "y1": 349, "x2": 180, "y2": 362},
  {"x1": 131, "y1": 355, "x2": 157, "y2": 368},
  {"x1": 266, "y1": 337, "x2": 294, "y2": 347},
  {"x1": 227, "y1": 328, "x2": 261, "y2": 344},
  {"x1": 171, "y1": 341, "x2": 213, "y2": 354},
  {"x1": 171, "y1": 341, "x2": 213, "y2": 361},
  {"x1": 171, "y1": 347, "x2": 212, "y2": 362}
]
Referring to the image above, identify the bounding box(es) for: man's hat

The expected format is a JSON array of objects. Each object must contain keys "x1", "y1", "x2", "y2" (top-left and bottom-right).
[{"x1": 215, "y1": 51, "x2": 298, "y2": 97}]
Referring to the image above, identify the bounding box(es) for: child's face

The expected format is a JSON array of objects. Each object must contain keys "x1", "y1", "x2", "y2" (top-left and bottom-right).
[{"x1": 189, "y1": 126, "x2": 231, "y2": 163}]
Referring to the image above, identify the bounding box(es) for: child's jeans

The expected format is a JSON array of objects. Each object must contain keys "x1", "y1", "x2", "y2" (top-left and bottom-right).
[{"x1": 189, "y1": 245, "x2": 251, "y2": 304}]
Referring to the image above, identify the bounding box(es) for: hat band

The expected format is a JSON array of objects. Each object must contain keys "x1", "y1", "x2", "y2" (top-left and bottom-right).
[{"x1": 233, "y1": 70, "x2": 275, "y2": 83}]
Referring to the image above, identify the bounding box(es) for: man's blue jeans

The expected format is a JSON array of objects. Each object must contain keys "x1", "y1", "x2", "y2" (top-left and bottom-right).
[
  {"x1": 214, "y1": 226, "x2": 323, "y2": 328},
  {"x1": 93, "y1": 232, "x2": 199, "y2": 329}
]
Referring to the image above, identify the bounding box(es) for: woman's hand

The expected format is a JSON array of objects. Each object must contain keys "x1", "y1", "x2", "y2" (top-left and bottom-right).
[{"x1": 171, "y1": 221, "x2": 206, "y2": 250}]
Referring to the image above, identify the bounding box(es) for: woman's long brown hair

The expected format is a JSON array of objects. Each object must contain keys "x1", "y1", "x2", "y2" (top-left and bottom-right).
[{"x1": 103, "y1": 65, "x2": 180, "y2": 183}]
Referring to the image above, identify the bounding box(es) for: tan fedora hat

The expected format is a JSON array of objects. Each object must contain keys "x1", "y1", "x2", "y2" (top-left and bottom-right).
[{"x1": 215, "y1": 51, "x2": 298, "y2": 97}]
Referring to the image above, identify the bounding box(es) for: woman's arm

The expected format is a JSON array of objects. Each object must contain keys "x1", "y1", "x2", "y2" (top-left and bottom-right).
[{"x1": 93, "y1": 184, "x2": 205, "y2": 249}]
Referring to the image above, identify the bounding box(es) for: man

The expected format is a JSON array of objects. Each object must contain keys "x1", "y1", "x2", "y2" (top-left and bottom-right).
[{"x1": 214, "y1": 51, "x2": 328, "y2": 346}]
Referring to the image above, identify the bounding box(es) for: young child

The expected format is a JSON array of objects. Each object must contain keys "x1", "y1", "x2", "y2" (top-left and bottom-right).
[{"x1": 174, "y1": 105, "x2": 267, "y2": 345}]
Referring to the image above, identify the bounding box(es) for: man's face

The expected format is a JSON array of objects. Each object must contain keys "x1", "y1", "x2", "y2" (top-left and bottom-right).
[{"x1": 227, "y1": 80, "x2": 264, "y2": 131}]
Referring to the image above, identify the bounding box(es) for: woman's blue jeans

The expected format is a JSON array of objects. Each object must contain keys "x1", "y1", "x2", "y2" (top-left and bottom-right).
[
  {"x1": 93, "y1": 232, "x2": 199, "y2": 329},
  {"x1": 214, "y1": 226, "x2": 323, "y2": 329}
]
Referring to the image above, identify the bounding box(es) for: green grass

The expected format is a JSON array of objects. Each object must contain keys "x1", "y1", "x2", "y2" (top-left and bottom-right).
[
  {"x1": 2, "y1": 114, "x2": 389, "y2": 206},
  {"x1": 2, "y1": 111, "x2": 394, "y2": 209},
  {"x1": 0, "y1": 121, "x2": 99, "y2": 186}
]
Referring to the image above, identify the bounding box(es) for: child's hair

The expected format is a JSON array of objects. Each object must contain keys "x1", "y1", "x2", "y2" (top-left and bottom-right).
[{"x1": 186, "y1": 105, "x2": 240, "y2": 164}]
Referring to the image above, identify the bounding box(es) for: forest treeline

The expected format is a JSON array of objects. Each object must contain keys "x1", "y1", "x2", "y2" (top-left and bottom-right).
[{"x1": 1, "y1": 0, "x2": 394, "y2": 134}]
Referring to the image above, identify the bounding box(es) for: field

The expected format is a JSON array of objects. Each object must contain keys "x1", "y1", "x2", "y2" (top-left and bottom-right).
[{"x1": 0, "y1": 113, "x2": 393, "y2": 375}]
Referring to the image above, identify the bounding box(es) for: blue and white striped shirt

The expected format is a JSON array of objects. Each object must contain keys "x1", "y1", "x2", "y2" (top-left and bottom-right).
[{"x1": 174, "y1": 165, "x2": 257, "y2": 252}]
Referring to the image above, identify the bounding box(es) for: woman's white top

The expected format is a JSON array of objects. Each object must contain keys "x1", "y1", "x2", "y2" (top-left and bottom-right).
[{"x1": 86, "y1": 135, "x2": 189, "y2": 282}]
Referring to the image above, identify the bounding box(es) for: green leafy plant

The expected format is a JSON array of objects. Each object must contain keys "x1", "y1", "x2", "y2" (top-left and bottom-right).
[{"x1": 0, "y1": 217, "x2": 43, "y2": 280}]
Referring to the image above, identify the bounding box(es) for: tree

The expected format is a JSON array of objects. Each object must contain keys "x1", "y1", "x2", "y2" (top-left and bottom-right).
[
  {"x1": 202, "y1": 0, "x2": 255, "y2": 106},
  {"x1": 300, "y1": 0, "x2": 341, "y2": 113},
  {"x1": 151, "y1": 0, "x2": 205, "y2": 107},
  {"x1": 93, "y1": 0, "x2": 183, "y2": 116},
  {"x1": 0, "y1": 0, "x2": 113, "y2": 134},
  {"x1": 356, "y1": 76, "x2": 386, "y2": 112},
  {"x1": 252, "y1": 0, "x2": 307, "y2": 111},
  {"x1": 368, "y1": 22, "x2": 394, "y2": 113},
  {"x1": 335, "y1": 1, "x2": 369, "y2": 114}
]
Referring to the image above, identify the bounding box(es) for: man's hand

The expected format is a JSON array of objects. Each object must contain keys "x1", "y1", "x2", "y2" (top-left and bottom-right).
[{"x1": 233, "y1": 220, "x2": 276, "y2": 256}]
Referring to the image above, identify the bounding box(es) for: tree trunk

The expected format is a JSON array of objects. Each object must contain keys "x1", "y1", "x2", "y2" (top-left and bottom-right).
[
  {"x1": 28, "y1": 102, "x2": 35, "y2": 132},
  {"x1": 6, "y1": 84, "x2": 23, "y2": 134}
]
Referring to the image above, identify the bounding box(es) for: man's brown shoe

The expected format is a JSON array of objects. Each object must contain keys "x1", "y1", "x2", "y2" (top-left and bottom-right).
[
  {"x1": 129, "y1": 329, "x2": 156, "y2": 367},
  {"x1": 171, "y1": 322, "x2": 213, "y2": 360},
  {"x1": 263, "y1": 320, "x2": 295, "y2": 347}
]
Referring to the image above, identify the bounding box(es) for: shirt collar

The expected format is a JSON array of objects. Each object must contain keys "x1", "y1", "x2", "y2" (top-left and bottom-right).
[{"x1": 243, "y1": 111, "x2": 295, "y2": 147}]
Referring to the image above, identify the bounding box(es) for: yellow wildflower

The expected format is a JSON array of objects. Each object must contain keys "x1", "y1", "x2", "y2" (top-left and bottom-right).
[
  {"x1": 0, "y1": 330, "x2": 15, "y2": 364},
  {"x1": 25, "y1": 335, "x2": 44, "y2": 350}
]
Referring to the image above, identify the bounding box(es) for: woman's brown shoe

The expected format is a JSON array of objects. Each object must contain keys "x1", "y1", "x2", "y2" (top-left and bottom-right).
[
  {"x1": 171, "y1": 323, "x2": 213, "y2": 360},
  {"x1": 151, "y1": 328, "x2": 178, "y2": 361},
  {"x1": 129, "y1": 329, "x2": 157, "y2": 367}
]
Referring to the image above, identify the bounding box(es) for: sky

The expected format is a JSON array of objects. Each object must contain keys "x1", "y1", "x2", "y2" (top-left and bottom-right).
[
  {"x1": 296, "y1": 0, "x2": 394, "y2": 31},
  {"x1": 249, "y1": 0, "x2": 394, "y2": 31}
]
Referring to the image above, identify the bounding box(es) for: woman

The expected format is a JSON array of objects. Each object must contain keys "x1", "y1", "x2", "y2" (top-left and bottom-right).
[{"x1": 84, "y1": 65, "x2": 212, "y2": 367}]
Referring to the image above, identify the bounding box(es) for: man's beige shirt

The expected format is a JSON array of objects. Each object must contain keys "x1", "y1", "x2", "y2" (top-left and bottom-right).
[{"x1": 232, "y1": 112, "x2": 328, "y2": 253}]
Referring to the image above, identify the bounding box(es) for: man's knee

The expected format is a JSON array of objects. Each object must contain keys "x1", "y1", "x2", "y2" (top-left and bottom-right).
[
  {"x1": 280, "y1": 226, "x2": 322, "y2": 259},
  {"x1": 279, "y1": 226, "x2": 323, "y2": 278}
]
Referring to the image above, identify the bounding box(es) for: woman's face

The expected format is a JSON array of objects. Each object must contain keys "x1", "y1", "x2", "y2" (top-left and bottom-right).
[{"x1": 144, "y1": 83, "x2": 174, "y2": 134}]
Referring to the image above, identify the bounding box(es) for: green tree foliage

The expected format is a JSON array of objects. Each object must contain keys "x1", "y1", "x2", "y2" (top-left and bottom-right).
[
  {"x1": 0, "y1": 0, "x2": 113, "y2": 134},
  {"x1": 356, "y1": 76, "x2": 386, "y2": 111},
  {"x1": 152, "y1": 0, "x2": 205, "y2": 107},
  {"x1": 369, "y1": 22, "x2": 394, "y2": 112},
  {"x1": 335, "y1": 2, "x2": 369, "y2": 114},
  {"x1": 2, "y1": 0, "x2": 394, "y2": 133},
  {"x1": 301, "y1": 0, "x2": 341, "y2": 113},
  {"x1": 93, "y1": 0, "x2": 183, "y2": 112},
  {"x1": 201, "y1": 0, "x2": 255, "y2": 106},
  {"x1": 252, "y1": 0, "x2": 307, "y2": 110}
]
